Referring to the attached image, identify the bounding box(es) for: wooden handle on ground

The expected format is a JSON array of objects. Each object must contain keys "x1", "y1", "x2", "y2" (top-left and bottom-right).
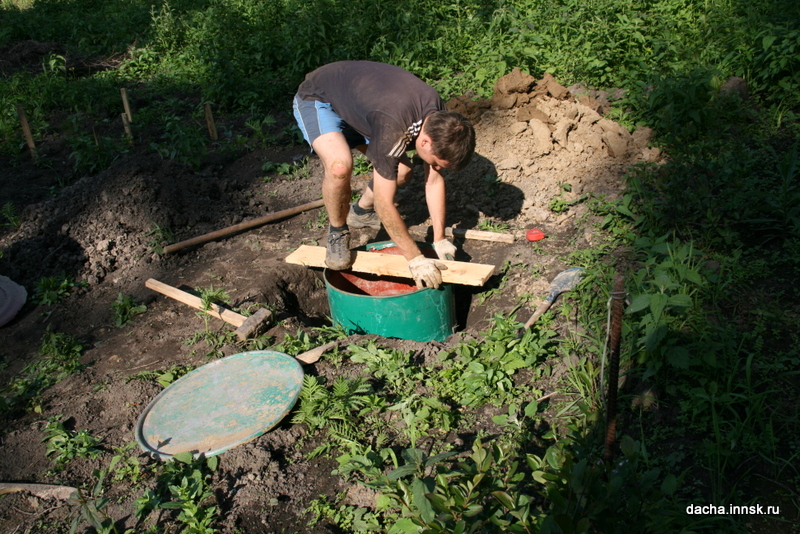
[
  {"x1": 408, "y1": 225, "x2": 514, "y2": 243},
  {"x1": 164, "y1": 198, "x2": 326, "y2": 254},
  {"x1": 522, "y1": 296, "x2": 555, "y2": 330},
  {"x1": 145, "y1": 278, "x2": 246, "y2": 327}
]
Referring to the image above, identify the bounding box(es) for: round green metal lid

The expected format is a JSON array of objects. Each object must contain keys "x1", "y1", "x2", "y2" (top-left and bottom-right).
[{"x1": 135, "y1": 350, "x2": 303, "y2": 460}]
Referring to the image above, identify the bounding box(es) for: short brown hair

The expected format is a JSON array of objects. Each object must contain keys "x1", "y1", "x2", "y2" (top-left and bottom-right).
[{"x1": 424, "y1": 111, "x2": 475, "y2": 171}]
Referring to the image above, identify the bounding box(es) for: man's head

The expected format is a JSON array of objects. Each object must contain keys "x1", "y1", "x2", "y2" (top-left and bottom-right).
[{"x1": 417, "y1": 111, "x2": 475, "y2": 172}]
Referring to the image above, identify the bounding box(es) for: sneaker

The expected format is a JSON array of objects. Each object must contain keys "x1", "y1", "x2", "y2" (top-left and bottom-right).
[
  {"x1": 346, "y1": 203, "x2": 382, "y2": 230},
  {"x1": 326, "y1": 227, "x2": 353, "y2": 270}
]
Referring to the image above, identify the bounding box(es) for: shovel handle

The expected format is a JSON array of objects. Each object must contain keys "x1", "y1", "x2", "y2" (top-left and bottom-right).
[{"x1": 521, "y1": 294, "x2": 556, "y2": 331}]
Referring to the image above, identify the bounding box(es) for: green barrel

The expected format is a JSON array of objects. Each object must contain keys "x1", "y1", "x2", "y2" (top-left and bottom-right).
[{"x1": 324, "y1": 241, "x2": 456, "y2": 342}]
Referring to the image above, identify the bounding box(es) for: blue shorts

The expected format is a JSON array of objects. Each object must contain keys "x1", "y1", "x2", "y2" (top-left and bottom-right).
[{"x1": 293, "y1": 95, "x2": 368, "y2": 151}]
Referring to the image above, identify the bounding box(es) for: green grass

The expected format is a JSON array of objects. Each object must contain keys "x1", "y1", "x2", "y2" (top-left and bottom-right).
[{"x1": 1, "y1": 0, "x2": 798, "y2": 154}]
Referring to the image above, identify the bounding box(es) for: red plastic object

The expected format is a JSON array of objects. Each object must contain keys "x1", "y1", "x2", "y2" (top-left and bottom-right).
[{"x1": 526, "y1": 228, "x2": 546, "y2": 241}]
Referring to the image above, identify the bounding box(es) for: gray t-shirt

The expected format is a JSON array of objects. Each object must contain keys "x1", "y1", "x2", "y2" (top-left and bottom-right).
[{"x1": 297, "y1": 61, "x2": 445, "y2": 180}]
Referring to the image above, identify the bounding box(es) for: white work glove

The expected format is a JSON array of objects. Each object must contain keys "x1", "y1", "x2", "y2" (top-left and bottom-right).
[
  {"x1": 408, "y1": 255, "x2": 448, "y2": 289},
  {"x1": 433, "y1": 239, "x2": 457, "y2": 260}
]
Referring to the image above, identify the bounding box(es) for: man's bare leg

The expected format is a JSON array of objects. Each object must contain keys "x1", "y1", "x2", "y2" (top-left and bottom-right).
[{"x1": 311, "y1": 132, "x2": 354, "y2": 269}]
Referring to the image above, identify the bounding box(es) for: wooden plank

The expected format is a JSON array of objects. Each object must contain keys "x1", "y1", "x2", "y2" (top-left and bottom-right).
[
  {"x1": 145, "y1": 279, "x2": 247, "y2": 327},
  {"x1": 407, "y1": 225, "x2": 514, "y2": 243},
  {"x1": 285, "y1": 245, "x2": 495, "y2": 286}
]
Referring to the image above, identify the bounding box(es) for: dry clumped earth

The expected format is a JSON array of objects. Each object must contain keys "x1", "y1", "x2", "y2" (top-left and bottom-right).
[{"x1": 0, "y1": 63, "x2": 660, "y2": 533}]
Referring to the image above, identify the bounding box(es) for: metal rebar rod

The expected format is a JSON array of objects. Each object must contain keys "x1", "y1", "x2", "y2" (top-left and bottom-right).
[{"x1": 604, "y1": 273, "x2": 626, "y2": 463}]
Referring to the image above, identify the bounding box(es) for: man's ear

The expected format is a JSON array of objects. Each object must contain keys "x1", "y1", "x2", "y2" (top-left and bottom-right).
[{"x1": 417, "y1": 131, "x2": 433, "y2": 149}]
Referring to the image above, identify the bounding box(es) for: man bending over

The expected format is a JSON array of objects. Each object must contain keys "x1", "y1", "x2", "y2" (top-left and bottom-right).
[{"x1": 293, "y1": 61, "x2": 475, "y2": 289}]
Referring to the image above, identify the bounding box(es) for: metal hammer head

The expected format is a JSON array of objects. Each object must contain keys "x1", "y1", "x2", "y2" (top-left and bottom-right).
[{"x1": 235, "y1": 308, "x2": 272, "y2": 341}]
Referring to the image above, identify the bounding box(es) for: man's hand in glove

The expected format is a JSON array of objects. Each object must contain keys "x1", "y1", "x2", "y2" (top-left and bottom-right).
[
  {"x1": 433, "y1": 239, "x2": 457, "y2": 260},
  {"x1": 408, "y1": 255, "x2": 448, "y2": 289}
]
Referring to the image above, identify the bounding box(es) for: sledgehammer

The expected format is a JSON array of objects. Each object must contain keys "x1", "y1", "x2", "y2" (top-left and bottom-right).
[{"x1": 145, "y1": 278, "x2": 272, "y2": 341}]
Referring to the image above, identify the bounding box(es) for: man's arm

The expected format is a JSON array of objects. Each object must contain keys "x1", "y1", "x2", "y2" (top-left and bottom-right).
[
  {"x1": 371, "y1": 170, "x2": 422, "y2": 261},
  {"x1": 424, "y1": 163, "x2": 447, "y2": 242}
]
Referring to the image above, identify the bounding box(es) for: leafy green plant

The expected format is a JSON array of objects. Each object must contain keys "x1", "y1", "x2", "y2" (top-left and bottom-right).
[
  {"x1": 127, "y1": 364, "x2": 195, "y2": 388},
  {"x1": 65, "y1": 114, "x2": 126, "y2": 175},
  {"x1": 306, "y1": 492, "x2": 360, "y2": 529},
  {"x1": 587, "y1": 192, "x2": 643, "y2": 243},
  {"x1": 549, "y1": 196, "x2": 569, "y2": 214},
  {"x1": 530, "y1": 434, "x2": 687, "y2": 533},
  {"x1": 746, "y1": 144, "x2": 800, "y2": 240},
  {"x1": 440, "y1": 313, "x2": 555, "y2": 408},
  {"x1": 625, "y1": 236, "x2": 704, "y2": 380},
  {"x1": 111, "y1": 293, "x2": 147, "y2": 327},
  {"x1": 245, "y1": 114, "x2": 279, "y2": 146},
  {"x1": 549, "y1": 184, "x2": 587, "y2": 214},
  {"x1": 477, "y1": 219, "x2": 510, "y2": 232},
  {"x1": 1, "y1": 330, "x2": 84, "y2": 413},
  {"x1": 42, "y1": 417, "x2": 103, "y2": 466},
  {"x1": 273, "y1": 325, "x2": 346, "y2": 356},
  {"x1": 303, "y1": 208, "x2": 329, "y2": 229},
  {"x1": 1, "y1": 202, "x2": 20, "y2": 227},
  {"x1": 135, "y1": 452, "x2": 219, "y2": 534},
  {"x1": 195, "y1": 284, "x2": 229, "y2": 328},
  {"x1": 350, "y1": 442, "x2": 530, "y2": 533},
  {"x1": 68, "y1": 469, "x2": 122, "y2": 534},
  {"x1": 183, "y1": 329, "x2": 237, "y2": 360},
  {"x1": 292, "y1": 374, "x2": 375, "y2": 457},
  {"x1": 34, "y1": 274, "x2": 86, "y2": 305},
  {"x1": 353, "y1": 154, "x2": 373, "y2": 175},
  {"x1": 150, "y1": 114, "x2": 207, "y2": 169},
  {"x1": 261, "y1": 160, "x2": 292, "y2": 176},
  {"x1": 262, "y1": 156, "x2": 310, "y2": 180},
  {"x1": 109, "y1": 442, "x2": 146, "y2": 485},
  {"x1": 146, "y1": 223, "x2": 173, "y2": 255}
]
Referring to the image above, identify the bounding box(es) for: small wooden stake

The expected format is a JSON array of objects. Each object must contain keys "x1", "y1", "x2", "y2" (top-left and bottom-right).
[
  {"x1": 120, "y1": 88, "x2": 133, "y2": 123},
  {"x1": 204, "y1": 102, "x2": 218, "y2": 140},
  {"x1": 121, "y1": 113, "x2": 133, "y2": 144},
  {"x1": 16, "y1": 104, "x2": 37, "y2": 160}
]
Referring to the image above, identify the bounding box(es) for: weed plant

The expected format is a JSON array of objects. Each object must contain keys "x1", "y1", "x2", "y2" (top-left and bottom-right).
[
  {"x1": 134, "y1": 452, "x2": 219, "y2": 534},
  {"x1": 1, "y1": 202, "x2": 20, "y2": 227},
  {"x1": 127, "y1": 364, "x2": 195, "y2": 388},
  {"x1": 146, "y1": 223, "x2": 173, "y2": 255},
  {"x1": 42, "y1": 416, "x2": 103, "y2": 467},
  {"x1": 68, "y1": 469, "x2": 123, "y2": 534},
  {"x1": 1, "y1": 330, "x2": 83, "y2": 413},
  {"x1": 34, "y1": 274, "x2": 86, "y2": 305},
  {"x1": 111, "y1": 293, "x2": 147, "y2": 327}
]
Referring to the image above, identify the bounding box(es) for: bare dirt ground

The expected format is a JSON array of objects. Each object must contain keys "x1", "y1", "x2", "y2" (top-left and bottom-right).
[{"x1": 0, "y1": 63, "x2": 660, "y2": 533}]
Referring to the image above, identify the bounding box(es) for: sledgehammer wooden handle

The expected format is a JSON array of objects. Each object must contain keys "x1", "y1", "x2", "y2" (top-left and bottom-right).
[{"x1": 145, "y1": 278, "x2": 247, "y2": 327}]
